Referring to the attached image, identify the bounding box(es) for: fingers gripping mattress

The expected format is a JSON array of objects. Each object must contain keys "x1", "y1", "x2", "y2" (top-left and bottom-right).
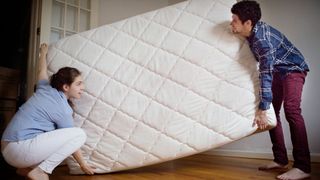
[{"x1": 46, "y1": 0, "x2": 276, "y2": 174}]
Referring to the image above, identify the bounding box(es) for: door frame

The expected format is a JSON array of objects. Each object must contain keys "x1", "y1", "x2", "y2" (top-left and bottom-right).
[
  {"x1": 26, "y1": 0, "x2": 42, "y2": 98},
  {"x1": 26, "y1": 0, "x2": 98, "y2": 98}
]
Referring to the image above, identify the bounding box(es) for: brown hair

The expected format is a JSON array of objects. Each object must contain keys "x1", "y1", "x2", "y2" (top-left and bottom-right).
[{"x1": 50, "y1": 67, "x2": 81, "y2": 109}]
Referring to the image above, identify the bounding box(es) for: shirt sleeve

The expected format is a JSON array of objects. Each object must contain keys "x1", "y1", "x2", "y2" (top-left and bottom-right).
[
  {"x1": 36, "y1": 79, "x2": 50, "y2": 91},
  {"x1": 253, "y1": 38, "x2": 275, "y2": 110}
]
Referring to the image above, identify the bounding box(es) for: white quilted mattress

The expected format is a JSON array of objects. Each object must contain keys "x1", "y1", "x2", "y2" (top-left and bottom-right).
[{"x1": 46, "y1": 0, "x2": 276, "y2": 174}]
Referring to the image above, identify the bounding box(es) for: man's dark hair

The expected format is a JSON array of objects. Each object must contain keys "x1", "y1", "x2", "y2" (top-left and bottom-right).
[{"x1": 231, "y1": 0, "x2": 261, "y2": 27}]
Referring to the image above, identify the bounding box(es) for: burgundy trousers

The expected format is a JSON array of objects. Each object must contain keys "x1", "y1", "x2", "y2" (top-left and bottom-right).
[{"x1": 270, "y1": 72, "x2": 311, "y2": 173}]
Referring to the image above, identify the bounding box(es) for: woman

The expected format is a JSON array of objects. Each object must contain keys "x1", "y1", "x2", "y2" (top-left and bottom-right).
[{"x1": 1, "y1": 43, "x2": 94, "y2": 180}]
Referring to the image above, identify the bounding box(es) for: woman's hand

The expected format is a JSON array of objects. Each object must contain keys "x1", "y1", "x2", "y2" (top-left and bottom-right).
[
  {"x1": 40, "y1": 43, "x2": 48, "y2": 56},
  {"x1": 80, "y1": 163, "x2": 95, "y2": 175},
  {"x1": 38, "y1": 43, "x2": 49, "y2": 81},
  {"x1": 72, "y1": 150, "x2": 95, "y2": 175}
]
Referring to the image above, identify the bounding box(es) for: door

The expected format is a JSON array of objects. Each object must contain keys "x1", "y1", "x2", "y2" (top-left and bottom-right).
[{"x1": 26, "y1": 0, "x2": 98, "y2": 98}]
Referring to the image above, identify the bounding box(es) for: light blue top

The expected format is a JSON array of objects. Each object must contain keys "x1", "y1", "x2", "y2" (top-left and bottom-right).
[{"x1": 1, "y1": 80, "x2": 74, "y2": 141}]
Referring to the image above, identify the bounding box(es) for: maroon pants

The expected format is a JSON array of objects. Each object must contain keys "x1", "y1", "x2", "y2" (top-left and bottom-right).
[{"x1": 270, "y1": 72, "x2": 310, "y2": 173}]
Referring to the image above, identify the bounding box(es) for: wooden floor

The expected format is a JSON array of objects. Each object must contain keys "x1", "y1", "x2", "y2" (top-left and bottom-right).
[{"x1": 2, "y1": 154, "x2": 320, "y2": 180}]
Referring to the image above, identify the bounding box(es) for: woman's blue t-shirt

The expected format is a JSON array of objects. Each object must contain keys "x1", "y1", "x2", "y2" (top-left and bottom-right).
[{"x1": 1, "y1": 79, "x2": 74, "y2": 141}]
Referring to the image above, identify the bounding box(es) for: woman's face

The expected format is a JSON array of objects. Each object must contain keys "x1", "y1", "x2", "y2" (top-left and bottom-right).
[{"x1": 64, "y1": 75, "x2": 85, "y2": 99}]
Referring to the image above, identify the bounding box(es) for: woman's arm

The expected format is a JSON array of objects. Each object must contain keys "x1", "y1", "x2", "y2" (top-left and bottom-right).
[
  {"x1": 38, "y1": 43, "x2": 49, "y2": 81},
  {"x1": 72, "y1": 150, "x2": 95, "y2": 175}
]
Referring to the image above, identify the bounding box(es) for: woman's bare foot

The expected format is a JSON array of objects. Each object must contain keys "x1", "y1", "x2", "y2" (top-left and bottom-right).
[
  {"x1": 258, "y1": 161, "x2": 288, "y2": 170},
  {"x1": 16, "y1": 167, "x2": 32, "y2": 176},
  {"x1": 27, "y1": 167, "x2": 49, "y2": 180},
  {"x1": 277, "y1": 168, "x2": 310, "y2": 180}
]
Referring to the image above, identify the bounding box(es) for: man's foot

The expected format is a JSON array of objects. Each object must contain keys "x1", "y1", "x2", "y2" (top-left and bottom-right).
[
  {"x1": 16, "y1": 167, "x2": 32, "y2": 176},
  {"x1": 27, "y1": 167, "x2": 49, "y2": 180},
  {"x1": 277, "y1": 168, "x2": 310, "y2": 180},
  {"x1": 258, "y1": 161, "x2": 288, "y2": 170}
]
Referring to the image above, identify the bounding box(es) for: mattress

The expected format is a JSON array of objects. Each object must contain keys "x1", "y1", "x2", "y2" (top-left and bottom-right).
[{"x1": 46, "y1": 0, "x2": 276, "y2": 174}]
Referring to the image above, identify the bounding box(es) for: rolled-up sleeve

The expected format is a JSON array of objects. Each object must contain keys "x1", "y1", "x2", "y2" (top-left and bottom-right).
[{"x1": 253, "y1": 39, "x2": 275, "y2": 110}]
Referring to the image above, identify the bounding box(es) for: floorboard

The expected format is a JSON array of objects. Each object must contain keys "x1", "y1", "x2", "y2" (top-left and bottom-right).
[{"x1": 2, "y1": 154, "x2": 319, "y2": 179}]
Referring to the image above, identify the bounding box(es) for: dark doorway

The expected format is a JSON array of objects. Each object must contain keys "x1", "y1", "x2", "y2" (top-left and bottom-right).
[
  {"x1": 1, "y1": 0, "x2": 32, "y2": 101},
  {"x1": 2, "y1": 0, "x2": 32, "y2": 69},
  {"x1": 0, "y1": 0, "x2": 32, "y2": 177}
]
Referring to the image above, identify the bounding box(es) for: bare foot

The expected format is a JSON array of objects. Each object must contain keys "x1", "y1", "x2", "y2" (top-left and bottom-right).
[
  {"x1": 258, "y1": 161, "x2": 288, "y2": 170},
  {"x1": 277, "y1": 168, "x2": 310, "y2": 180},
  {"x1": 27, "y1": 167, "x2": 49, "y2": 180},
  {"x1": 16, "y1": 167, "x2": 32, "y2": 176}
]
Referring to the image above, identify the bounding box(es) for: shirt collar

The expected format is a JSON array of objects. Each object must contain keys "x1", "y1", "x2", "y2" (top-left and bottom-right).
[
  {"x1": 59, "y1": 90, "x2": 67, "y2": 99},
  {"x1": 247, "y1": 20, "x2": 262, "y2": 42},
  {"x1": 59, "y1": 91, "x2": 73, "y2": 113}
]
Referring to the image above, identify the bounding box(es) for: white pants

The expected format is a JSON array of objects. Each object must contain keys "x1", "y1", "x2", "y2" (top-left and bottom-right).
[{"x1": 1, "y1": 127, "x2": 86, "y2": 174}]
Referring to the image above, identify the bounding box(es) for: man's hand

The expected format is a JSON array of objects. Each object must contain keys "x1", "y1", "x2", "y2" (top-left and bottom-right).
[{"x1": 253, "y1": 109, "x2": 268, "y2": 130}]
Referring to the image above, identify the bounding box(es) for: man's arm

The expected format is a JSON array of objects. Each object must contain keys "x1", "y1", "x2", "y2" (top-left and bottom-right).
[
  {"x1": 253, "y1": 39, "x2": 275, "y2": 130},
  {"x1": 72, "y1": 150, "x2": 95, "y2": 175},
  {"x1": 38, "y1": 43, "x2": 49, "y2": 81},
  {"x1": 257, "y1": 44, "x2": 274, "y2": 111}
]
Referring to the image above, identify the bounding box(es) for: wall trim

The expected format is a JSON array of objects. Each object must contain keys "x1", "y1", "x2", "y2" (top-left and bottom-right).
[{"x1": 203, "y1": 149, "x2": 320, "y2": 163}]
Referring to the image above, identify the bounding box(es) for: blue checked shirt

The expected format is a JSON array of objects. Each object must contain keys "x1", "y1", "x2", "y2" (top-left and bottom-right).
[{"x1": 247, "y1": 21, "x2": 309, "y2": 110}]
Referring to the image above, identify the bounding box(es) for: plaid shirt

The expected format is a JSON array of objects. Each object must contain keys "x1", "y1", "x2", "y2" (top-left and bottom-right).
[{"x1": 247, "y1": 21, "x2": 309, "y2": 110}]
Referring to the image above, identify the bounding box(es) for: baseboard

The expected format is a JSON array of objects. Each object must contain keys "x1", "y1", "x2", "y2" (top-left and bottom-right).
[{"x1": 203, "y1": 149, "x2": 320, "y2": 163}]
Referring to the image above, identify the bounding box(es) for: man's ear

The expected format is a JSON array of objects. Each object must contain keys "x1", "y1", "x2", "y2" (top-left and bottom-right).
[
  {"x1": 244, "y1": 19, "x2": 252, "y2": 27},
  {"x1": 63, "y1": 84, "x2": 70, "y2": 92}
]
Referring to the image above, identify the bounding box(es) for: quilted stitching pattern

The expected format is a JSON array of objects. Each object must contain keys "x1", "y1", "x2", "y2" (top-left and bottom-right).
[{"x1": 47, "y1": 0, "x2": 276, "y2": 174}]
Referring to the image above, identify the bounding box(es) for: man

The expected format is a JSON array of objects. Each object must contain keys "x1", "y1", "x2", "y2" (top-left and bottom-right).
[{"x1": 230, "y1": 1, "x2": 311, "y2": 180}]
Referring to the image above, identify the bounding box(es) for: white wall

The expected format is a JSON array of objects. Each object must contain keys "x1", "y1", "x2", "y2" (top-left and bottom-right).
[
  {"x1": 168, "y1": 0, "x2": 185, "y2": 5},
  {"x1": 211, "y1": 0, "x2": 320, "y2": 162},
  {"x1": 98, "y1": 0, "x2": 185, "y2": 25}
]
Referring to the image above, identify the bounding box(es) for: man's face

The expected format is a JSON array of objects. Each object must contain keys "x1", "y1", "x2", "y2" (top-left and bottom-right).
[{"x1": 230, "y1": 14, "x2": 245, "y2": 34}]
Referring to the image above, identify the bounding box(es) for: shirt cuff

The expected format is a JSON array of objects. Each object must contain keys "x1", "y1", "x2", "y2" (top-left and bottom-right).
[{"x1": 259, "y1": 101, "x2": 271, "y2": 110}]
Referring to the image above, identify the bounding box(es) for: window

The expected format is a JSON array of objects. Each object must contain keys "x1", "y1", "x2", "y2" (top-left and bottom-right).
[{"x1": 50, "y1": 0, "x2": 92, "y2": 43}]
